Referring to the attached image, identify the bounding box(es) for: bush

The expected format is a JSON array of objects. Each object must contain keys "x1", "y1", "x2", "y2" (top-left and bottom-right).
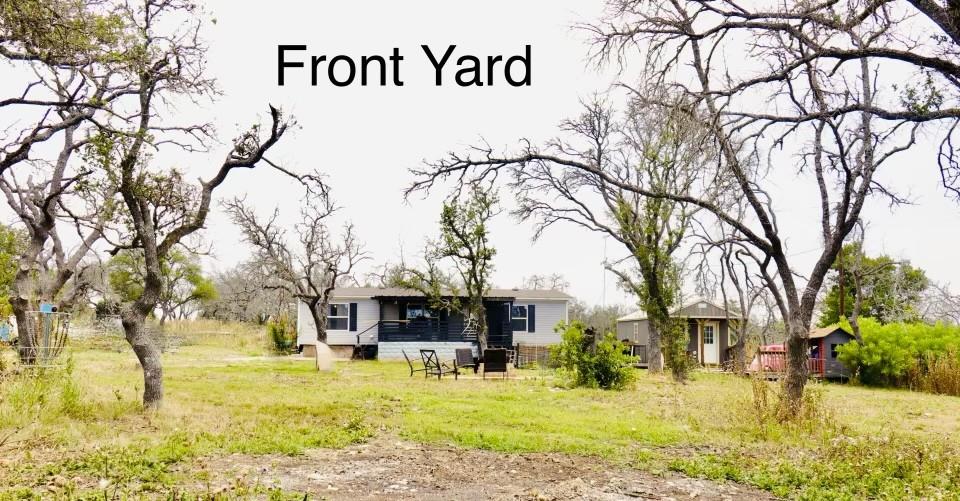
[
  {"x1": 660, "y1": 318, "x2": 693, "y2": 382},
  {"x1": 94, "y1": 299, "x2": 121, "y2": 319},
  {"x1": 550, "y1": 321, "x2": 637, "y2": 390},
  {"x1": 838, "y1": 318, "x2": 960, "y2": 395},
  {"x1": 267, "y1": 316, "x2": 296, "y2": 354}
]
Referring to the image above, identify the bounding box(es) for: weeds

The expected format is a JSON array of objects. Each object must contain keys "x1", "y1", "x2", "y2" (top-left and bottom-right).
[
  {"x1": 742, "y1": 378, "x2": 832, "y2": 438},
  {"x1": 670, "y1": 433, "x2": 960, "y2": 499},
  {"x1": 909, "y1": 349, "x2": 960, "y2": 396}
]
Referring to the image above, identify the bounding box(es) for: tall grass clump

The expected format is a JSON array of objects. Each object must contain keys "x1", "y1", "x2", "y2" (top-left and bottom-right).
[
  {"x1": 739, "y1": 378, "x2": 832, "y2": 437},
  {"x1": 909, "y1": 349, "x2": 960, "y2": 396},
  {"x1": 838, "y1": 318, "x2": 960, "y2": 395},
  {"x1": 550, "y1": 321, "x2": 637, "y2": 390}
]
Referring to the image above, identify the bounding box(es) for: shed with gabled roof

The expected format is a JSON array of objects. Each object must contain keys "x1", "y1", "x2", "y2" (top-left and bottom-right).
[{"x1": 615, "y1": 298, "x2": 737, "y2": 367}]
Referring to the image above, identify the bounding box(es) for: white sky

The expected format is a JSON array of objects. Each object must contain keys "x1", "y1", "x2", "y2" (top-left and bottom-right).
[{"x1": 3, "y1": 1, "x2": 960, "y2": 309}]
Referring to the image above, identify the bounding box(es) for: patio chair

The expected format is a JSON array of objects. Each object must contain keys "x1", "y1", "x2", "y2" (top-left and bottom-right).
[
  {"x1": 420, "y1": 349, "x2": 458, "y2": 380},
  {"x1": 482, "y1": 348, "x2": 509, "y2": 379},
  {"x1": 455, "y1": 348, "x2": 479, "y2": 375},
  {"x1": 402, "y1": 349, "x2": 427, "y2": 377}
]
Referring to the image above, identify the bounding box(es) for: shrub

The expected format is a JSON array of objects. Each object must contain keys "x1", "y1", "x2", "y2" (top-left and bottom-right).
[
  {"x1": 267, "y1": 316, "x2": 296, "y2": 354},
  {"x1": 838, "y1": 318, "x2": 960, "y2": 395},
  {"x1": 550, "y1": 321, "x2": 637, "y2": 390},
  {"x1": 661, "y1": 318, "x2": 693, "y2": 382},
  {"x1": 94, "y1": 299, "x2": 121, "y2": 319}
]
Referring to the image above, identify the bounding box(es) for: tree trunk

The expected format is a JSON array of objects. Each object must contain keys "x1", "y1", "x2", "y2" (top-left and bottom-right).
[
  {"x1": 782, "y1": 315, "x2": 810, "y2": 413},
  {"x1": 11, "y1": 296, "x2": 35, "y2": 364},
  {"x1": 647, "y1": 322, "x2": 663, "y2": 373},
  {"x1": 12, "y1": 236, "x2": 42, "y2": 364},
  {"x1": 120, "y1": 238, "x2": 166, "y2": 409},
  {"x1": 121, "y1": 309, "x2": 163, "y2": 410},
  {"x1": 474, "y1": 299, "x2": 488, "y2": 352},
  {"x1": 308, "y1": 299, "x2": 335, "y2": 371},
  {"x1": 733, "y1": 331, "x2": 748, "y2": 375},
  {"x1": 309, "y1": 300, "x2": 327, "y2": 344}
]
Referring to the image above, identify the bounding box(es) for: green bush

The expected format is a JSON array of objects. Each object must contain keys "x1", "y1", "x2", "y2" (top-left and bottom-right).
[
  {"x1": 661, "y1": 318, "x2": 693, "y2": 382},
  {"x1": 838, "y1": 318, "x2": 960, "y2": 394},
  {"x1": 267, "y1": 316, "x2": 296, "y2": 354},
  {"x1": 550, "y1": 321, "x2": 637, "y2": 390}
]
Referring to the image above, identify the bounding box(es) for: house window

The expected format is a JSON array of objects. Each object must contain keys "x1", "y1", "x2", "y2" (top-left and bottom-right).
[
  {"x1": 406, "y1": 304, "x2": 437, "y2": 320},
  {"x1": 830, "y1": 343, "x2": 839, "y2": 359},
  {"x1": 511, "y1": 305, "x2": 527, "y2": 332},
  {"x1": 633, "y1": 322, "x2": 639, "y2": 342},
  {"x1": 328, "y1": 303, "x2": 349, "y2": 330}
]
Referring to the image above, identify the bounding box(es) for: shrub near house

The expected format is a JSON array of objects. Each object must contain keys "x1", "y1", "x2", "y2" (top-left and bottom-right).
[
  {"x1": 551, "y1": 321, "x2": 637, "y2": 390},
  {"x1": 838, "y1": 318, "x2": 960, "y2": 395}
]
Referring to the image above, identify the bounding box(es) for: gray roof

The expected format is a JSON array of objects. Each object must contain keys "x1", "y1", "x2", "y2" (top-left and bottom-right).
[
  {"x1": 330, "y1": 286, "x2": 571, "y2": 301},
  {"x1": 617, "y1": 297, "x2": 733, "y2": 322}
]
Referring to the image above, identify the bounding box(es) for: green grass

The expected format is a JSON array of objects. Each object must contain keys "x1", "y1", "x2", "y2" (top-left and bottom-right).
[{"x1": 2, "y1": 323, "x2": 960, "y2": 499}]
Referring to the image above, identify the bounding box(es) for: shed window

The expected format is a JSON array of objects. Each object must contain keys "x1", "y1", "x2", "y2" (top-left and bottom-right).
[
  {"x1": 830, "y1": 343, "x2": 839, "y2": 359},
  {"x1": 703, "y1": 325, "x2": 715, "y2": 344},
  {"x1": 511, "y1": 305, "x2": 527, "y2": 332},
  {"x1": 328, "y1": 303, "x2": 349, "y2": 330},
  {"x1": 633, "y1": 322, "x2": 639, "y2": 342}
]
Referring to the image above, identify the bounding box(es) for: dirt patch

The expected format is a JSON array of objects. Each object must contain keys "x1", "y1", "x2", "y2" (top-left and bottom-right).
[{"x1": 191, "y1": 437, "x2": 773, "y2": 500}]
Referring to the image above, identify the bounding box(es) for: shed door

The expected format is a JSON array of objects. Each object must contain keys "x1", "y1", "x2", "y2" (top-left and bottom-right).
[{"x1": 703, "y1": 322, "x2": 719, "y2": 364}]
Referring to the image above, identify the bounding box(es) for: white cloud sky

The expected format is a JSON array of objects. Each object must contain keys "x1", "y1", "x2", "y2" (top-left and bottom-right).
[{"x1": 3, "y1": 0, "x2": 959, "y2": 310}]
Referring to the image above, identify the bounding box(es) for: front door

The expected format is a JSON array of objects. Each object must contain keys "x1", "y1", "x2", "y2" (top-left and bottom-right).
[
  {"x1": 484, "y1": 302, "x2": 512, "y2": 347},
  {"x1": 702, "y1": 322, "x2": 719, "y2": 364}
]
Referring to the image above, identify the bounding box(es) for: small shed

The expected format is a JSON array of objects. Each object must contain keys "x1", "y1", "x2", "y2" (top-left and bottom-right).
[
  {"x1": 747, "y1": 325, "x2": 855, "y2": 379},
  {"x1": 616, "y1": 298, "x2": 736, "y2": 367},
  {"x1": 809, "y1": 325, "x2": 856, "y2": 379}
]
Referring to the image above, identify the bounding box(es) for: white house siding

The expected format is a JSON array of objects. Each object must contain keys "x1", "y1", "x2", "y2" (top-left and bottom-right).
[
  {"x1": 377, "y1": 341, "x2": 477, "y2": 360},
  {"x1": 296, "y1": 298, "x2": 380, "y2": 347},
  {"x1": 513, "y1": 300, "x2": 568, "y2": 346}
]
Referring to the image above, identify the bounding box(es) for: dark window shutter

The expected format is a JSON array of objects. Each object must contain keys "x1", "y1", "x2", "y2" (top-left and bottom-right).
[
  {"x1": 349, "y1": 303, "x2": 358, "y2": 331},
  {"x1": 527, "y1": 304, "x2": 536, "y2": 332}
]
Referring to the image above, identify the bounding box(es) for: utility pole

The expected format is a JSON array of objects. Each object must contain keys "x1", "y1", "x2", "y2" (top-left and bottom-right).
[{"x1": 601, "y1": 236, "x2": 608, "y2": 308}]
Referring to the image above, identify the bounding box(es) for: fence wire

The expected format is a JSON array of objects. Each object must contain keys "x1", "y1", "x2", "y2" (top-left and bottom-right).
[{"x1": 18, "y1": 311, "x2": 71, "y2": 367}]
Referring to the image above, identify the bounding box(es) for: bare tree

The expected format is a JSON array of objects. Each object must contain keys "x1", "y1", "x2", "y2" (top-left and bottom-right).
[
  {"x1": 412, "y1": 98, "x2": 711, "y2": 377},
  {"x1": 407, "y1": 1, "x2": 937, "y2": 410},
  {"x1": 0, "y1": 125, "x2": 113, "y2": 363},
  {"x1": 203, "y1": 259, "x2": 292, "y2": 323},
  {"x1": 712, "y1": 242, "x2": 772, "y2": 375},
  {"x1": 79, "y1": 0, "x2": 306, "y2": 409},
  {"x1": 0, "y1": 1, "x2": 122, "y2": 176},
  {"x1": 225, "y1": 189, "x2": 367, "y2": 351},
  {"x1": 691, "y1": 200, "x2": 776, "y2": 375},
  {"x1": 522, "y1": 273, "x2": 570, "y2": 292},
  {"x1": 921, "y1": 283, "x2": 960, "y2": 325},
  {"x1": 568, "y1": 299, "x2": 631, "y2": 334},
  {"x1": 0, "y1": 2, "x2": 135, "y2": 362}
]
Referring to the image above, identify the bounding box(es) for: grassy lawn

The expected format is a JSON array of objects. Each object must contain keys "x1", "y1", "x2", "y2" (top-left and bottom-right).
[{"x1": 2, "y1": 323, "x2": 959, "y2": 499}]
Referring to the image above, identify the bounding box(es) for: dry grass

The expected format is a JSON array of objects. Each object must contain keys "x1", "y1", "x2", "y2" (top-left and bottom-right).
[
  {"x1": 0, "y1": 321, "x2": 959, "y2": 499},
  {"x1": 909, "y1": 350, "x2": 960, "y2": 397}
]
